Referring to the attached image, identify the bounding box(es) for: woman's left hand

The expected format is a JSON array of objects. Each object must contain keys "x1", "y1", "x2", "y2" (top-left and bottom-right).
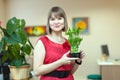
[
  {"x1": 79, "y1": 50, "x2": 85, "y2": 59},
  {"x1": 76, "y1": 50, "x2": 85, "y2": 62}
]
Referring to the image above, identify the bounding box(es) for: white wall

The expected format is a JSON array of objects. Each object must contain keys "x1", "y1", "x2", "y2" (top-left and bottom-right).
[
  {"x1": 4, "y1": 0, "x2": 120, "y2": 80},
  {"x1": 0, "y1": 0, "x2": 5, "y2": 26},
  {"x1": 0, "y1": 0, "x2": 5, "y2": 39}
]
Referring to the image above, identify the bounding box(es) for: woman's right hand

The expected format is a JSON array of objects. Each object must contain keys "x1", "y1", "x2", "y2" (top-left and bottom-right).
[{"x1": 59, "y1": 51, "x2": 79, "y2": 65}]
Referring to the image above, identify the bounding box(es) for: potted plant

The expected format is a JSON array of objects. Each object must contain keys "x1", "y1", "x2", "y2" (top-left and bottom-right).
[
  {"x1": 66, "y1": 27, "x2": 84, "y2": 58},
  {"x1": 0, "y1": 17, "x2": 33, "y2": 80}
]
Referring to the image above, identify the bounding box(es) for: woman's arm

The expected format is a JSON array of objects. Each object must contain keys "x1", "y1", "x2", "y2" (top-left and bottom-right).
[
  {"x1": 71, "y1": 52, "x2": 85, "y2": 74},
  {"x1": 33, "y1": 40, "x2": 64, "y2": 76},
  {"x1": 71, "y1": 59, "x2": 82, "y2": 74}
]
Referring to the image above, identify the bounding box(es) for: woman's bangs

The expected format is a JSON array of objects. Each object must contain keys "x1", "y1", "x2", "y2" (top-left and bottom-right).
[{"x1": 52, "y1": 12, "x2": 64, "y2": 18}]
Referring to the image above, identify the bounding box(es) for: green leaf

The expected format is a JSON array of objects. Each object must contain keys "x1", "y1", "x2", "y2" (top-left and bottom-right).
[
  {"x1": 0, "y1": 39, "x2": 4, "y2": 52},
  {"x1": 8, "y1": 45, "x2": 20, "y2": 59},
  {"x1": 10, "y1": 59, "x2": 23, "y2": 68},
  {"x1": 21, "y1": 44, "x2": 31, "y2": 55},
  {"x1": 20, "y1": 19, "x2": 26, "y2": 28},
  {"x1": 15, "y1": 28, "x2": 28, "y2": 44},
  {"x1": 6, "y1": 17, "x2": 17, "y2": 35}
]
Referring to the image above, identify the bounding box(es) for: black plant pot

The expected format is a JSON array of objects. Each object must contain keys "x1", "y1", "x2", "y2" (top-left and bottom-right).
[{"x1": 70, "y1": 52, "x2": 81, "y2": 58}]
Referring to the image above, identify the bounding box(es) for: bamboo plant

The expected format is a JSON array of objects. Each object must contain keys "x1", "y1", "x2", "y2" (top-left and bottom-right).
[{"x1": 66, "y1": 27, "x2": 83, "y2": 57}]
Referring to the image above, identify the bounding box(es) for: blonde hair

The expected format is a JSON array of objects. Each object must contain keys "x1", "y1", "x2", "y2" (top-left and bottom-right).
[{"x1": 46, "y1": 6, "x2": 68, "y2": 34}]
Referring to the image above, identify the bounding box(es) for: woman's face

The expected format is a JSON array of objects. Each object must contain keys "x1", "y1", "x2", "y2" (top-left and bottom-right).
[{"x1": 49, "y1": 14, "x2": 65, "y2": 32}]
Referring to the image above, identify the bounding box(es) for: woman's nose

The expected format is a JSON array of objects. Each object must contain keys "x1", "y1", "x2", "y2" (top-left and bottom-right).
[{"x1": 54, "y1": 19, "x2": 59, "y2": 23}]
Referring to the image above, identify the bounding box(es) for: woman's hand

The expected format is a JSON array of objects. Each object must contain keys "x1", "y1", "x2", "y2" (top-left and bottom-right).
[
  {"x1": 76, "y1": 50, "x2": 85, "y2": 63},
  {"x1": 59, "y1": 51, "x2": 79, "y2": 65},
  {"x1": 80, "y1": 50, "x2": 85, "y2": 59}
]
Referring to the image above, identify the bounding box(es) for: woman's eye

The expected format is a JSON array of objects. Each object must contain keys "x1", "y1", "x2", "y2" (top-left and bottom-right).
[
  {"x1": 50, "y1": 18, "x2": 55, "y2": 21},
  {"x1": 58, "y1": 17, "x2": 62, "y2": 20}
]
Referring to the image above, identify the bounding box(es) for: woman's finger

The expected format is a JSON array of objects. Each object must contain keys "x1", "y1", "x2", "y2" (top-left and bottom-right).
[{"x1": 68, "y1": 57, "x2": 79, "y2": 60}]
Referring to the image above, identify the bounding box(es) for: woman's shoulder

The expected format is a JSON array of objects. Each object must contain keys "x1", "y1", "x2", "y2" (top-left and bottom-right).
[
  {"x1": 37, "y1": 35, "x2": 50, "y2": 44},
  {"x1": 38, "y1": 35, "x2": 48, "y2": 40},
  {"x1": 35, "y1": 35, "x2": 48, "y2": 46}
]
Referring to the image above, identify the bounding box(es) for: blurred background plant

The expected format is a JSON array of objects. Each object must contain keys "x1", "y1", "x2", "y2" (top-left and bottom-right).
[{"x1": 0, "y1": 17, "x2": 34, "y2": 68}]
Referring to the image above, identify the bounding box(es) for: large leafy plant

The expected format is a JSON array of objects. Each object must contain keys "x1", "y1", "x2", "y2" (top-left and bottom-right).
[
  {"x1": 0, "y1": 17, "x2": 33, "y2": 68},
  {"x1": 66, "y1": 27, "x2": 83, "y2": 53}
]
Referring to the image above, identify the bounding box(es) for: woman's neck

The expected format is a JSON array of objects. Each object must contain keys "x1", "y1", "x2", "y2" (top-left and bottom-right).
[{"x1": 47, "y1": 32, "x2": 65, "y2": 43}]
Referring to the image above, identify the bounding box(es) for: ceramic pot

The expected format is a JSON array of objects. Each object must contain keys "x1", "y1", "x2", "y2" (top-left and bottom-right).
[
  {"x1": 70, "y1": 52, "x2": 81, "y2": 58},
  {"x1": 9, "y1": 65, "x2": 30, "y2": 80}
]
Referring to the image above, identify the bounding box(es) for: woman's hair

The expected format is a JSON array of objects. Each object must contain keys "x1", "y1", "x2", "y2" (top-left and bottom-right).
[{"x1": 46, "y1": 6, "x2": 68, "y2": 34}]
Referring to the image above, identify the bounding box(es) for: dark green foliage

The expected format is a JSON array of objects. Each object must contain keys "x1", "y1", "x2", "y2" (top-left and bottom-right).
[{"x1": 0, "y1": 17, "x2": 33, "y2": 68}]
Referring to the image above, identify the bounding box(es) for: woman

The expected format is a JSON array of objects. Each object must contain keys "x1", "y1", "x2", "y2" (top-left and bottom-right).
[{"x1": 33, "y1": 6, "x2": 84, "y2": 80}]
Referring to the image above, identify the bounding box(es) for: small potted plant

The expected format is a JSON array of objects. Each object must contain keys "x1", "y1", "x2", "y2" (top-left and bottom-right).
[
  {"x1": 66, "y1": 27, "x2": 83, "y2": 58},
  {"x1": 0, "y1": 17, "x2": 33, "y2": 80}
]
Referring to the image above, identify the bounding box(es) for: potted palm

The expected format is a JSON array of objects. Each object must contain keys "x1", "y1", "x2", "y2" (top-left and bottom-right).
[
  {"x1": 66, "y1": 27, "x2": 83, "y2": 58},
  {"x1": 0, "y1": 17, "x2": 33, "y2": 80}
]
